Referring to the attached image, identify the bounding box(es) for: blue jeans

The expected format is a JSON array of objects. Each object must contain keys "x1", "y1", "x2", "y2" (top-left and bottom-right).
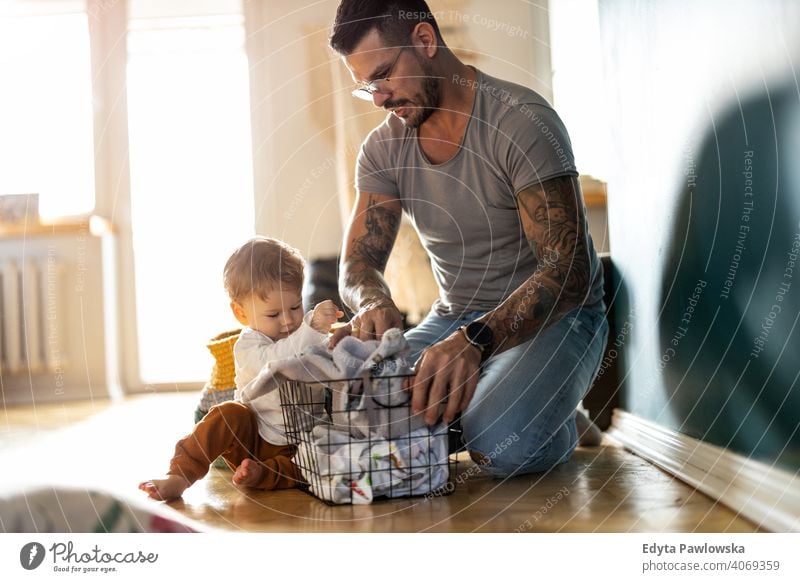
[{"x1": 405, "y1": 305, "x2": 609, "y2": 478}]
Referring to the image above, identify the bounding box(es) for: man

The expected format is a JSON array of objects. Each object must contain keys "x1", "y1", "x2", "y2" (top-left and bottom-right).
[{"x1": 329, "y1": 0, "x2": 608, "y2": 478}]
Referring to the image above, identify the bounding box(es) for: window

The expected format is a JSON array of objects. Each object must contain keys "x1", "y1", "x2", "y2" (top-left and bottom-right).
[
  {"x1": 0, "y1": 1, "x2": 95, "y2": 219},
  {"x1": 126, "y1": 1, "x2": 255, "y2": 384},
  {"x1": 549, "y1": 0, "x2": 608, "y2": 180}
]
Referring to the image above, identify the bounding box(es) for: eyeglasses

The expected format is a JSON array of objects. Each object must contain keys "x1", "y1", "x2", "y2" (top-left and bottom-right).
[{"x1": 351, "y1": 46, "x2": 409, "y2": 101}]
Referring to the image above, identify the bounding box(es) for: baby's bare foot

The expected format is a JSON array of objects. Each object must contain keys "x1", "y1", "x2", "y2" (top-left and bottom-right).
[
  {"x1": 232, "y1": 458, "x2": 266, "y2": 488},
  {"x1": 138, "y1": 475, "x2": 190, "y2": 501}
]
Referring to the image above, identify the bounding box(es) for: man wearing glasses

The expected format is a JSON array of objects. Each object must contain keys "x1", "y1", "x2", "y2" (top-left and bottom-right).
[{"x1": 329, "y1": 0, "x2": 608, "y2": 478}]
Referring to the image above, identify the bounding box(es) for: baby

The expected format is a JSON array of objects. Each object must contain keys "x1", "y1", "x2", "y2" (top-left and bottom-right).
[{"x1": 139, "y1": 237, "x2": 342, "y2": 501}]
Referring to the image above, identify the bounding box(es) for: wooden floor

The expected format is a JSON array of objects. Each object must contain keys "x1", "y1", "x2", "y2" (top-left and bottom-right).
[{"x1": 1, "y1": 394, "x2": 760, "y2": 532}]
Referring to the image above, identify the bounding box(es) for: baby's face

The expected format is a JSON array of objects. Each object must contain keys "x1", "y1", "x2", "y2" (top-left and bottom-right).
[{"x1": 233, "y1": 288, "x2": 304, "y2": 340}]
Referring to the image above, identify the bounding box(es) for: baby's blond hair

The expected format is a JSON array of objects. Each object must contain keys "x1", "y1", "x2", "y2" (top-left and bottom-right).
[{"x1": 223, "y1": 237, "x2": 305, "y2": 302}]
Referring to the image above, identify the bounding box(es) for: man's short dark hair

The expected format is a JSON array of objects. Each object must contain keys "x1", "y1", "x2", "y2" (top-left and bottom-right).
[{"x1": 330, "y1": 0, "x2": 443, "y2": 55}]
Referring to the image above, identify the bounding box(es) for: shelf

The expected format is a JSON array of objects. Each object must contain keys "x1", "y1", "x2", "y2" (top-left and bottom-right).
[
  {"x1": 580, "y1": 174, "x2": 608, "y2": 209},
  {"x1": 0, "y1": 215, "x2": 113, "y2": 240}
]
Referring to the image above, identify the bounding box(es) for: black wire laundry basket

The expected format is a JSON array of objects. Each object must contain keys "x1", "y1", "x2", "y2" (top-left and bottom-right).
[{"x1": 279, "y1": 374, "x2": 457, "y2": 505}]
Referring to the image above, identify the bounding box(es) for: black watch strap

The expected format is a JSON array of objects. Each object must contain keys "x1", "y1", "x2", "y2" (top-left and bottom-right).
[{"x1": 459, "y1": 322, "x2": 493, "y2": 364}]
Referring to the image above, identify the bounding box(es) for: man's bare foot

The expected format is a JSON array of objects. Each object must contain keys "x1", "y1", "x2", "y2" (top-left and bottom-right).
[
  {"x1": 232, "y1": 458, "x2": 267, "y2": 488},
  {"x1": 575, "y1": 409, "x2": 603, "y2": 447},
  {"x1": 138, "y1": 475, "x2": 190, "y2": 501}
]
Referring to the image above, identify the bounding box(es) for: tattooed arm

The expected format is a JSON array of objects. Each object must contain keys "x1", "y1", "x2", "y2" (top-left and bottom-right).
[
  {"x1": 479, "y1": 175, "x2": 591, "y2": 350},
  {"x1": 409, "y1": 175, "x2": 591, "y2": 424},
  {"x1": 333, "y1": 191, "x2": 404, "y2": 343}
]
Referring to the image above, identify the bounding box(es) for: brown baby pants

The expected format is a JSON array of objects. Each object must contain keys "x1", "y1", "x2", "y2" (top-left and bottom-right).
[{"x1": 167, "y1": 401, "x2": 302, "y2": 490}]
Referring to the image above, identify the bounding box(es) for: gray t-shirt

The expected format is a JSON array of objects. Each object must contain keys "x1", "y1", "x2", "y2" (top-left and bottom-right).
[{"x1": 357, "y1": 68, "x2": 604, "y2": 317}]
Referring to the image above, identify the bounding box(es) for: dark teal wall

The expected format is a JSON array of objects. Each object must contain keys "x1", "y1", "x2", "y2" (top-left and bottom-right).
[{"x1": 599, "y1": 0, "x2": 800, "y2": 469}]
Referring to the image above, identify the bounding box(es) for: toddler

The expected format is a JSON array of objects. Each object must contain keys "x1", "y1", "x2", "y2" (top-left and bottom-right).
[{"x1": 139, "y1": 237, "x2": 342, "y2": 501}]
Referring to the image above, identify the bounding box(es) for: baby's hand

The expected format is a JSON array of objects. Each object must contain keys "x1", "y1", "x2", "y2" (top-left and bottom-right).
[{"x1": 310, "y1": 300, "x2": 344, "y2": 333}]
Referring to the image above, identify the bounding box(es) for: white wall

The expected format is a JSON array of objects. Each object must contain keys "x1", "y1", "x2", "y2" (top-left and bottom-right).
[
  {"x1": 245, "y1": 0, "x2": 344, "y2": 261},
  {"x1": 437, "y1": 0, "x2": 553, "y2": 102}
]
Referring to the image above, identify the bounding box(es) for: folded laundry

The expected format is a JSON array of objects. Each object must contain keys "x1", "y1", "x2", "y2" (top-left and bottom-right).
[
  {"x1": 329, "y1": 373, "x2": 428, "y2": 440},
  {"x1": 295, "y1": 425, "x2": 449, "y2": 504},
  {"x1": 256, "y1": 328, "x2": 451, "y2": 504},
  {"x1": 245, "y1": 328, "x2": 425, "y2": 441},
  {"x1": 242, "y1": 328, "x2": 409, "y2": 400}
]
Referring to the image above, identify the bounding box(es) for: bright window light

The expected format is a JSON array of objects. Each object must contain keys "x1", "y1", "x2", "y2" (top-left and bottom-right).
[
  {"x1": 127, "y1": 8, "x2": 255, "y2": 384},
  {"x1": 549, "y1": 0, "x2": 608, "y2": 181},
  {"x1": 0, "y1": 8, "x2": 95, "y2": 219}
]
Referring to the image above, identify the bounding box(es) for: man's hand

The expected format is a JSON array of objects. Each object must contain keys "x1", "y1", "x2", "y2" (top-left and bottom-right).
[
  {"x1": 309, "y1": 300, "x2": 344, "y2": 334},
  {"x1": 329, "y1": 297, "x2": 403, "y2": 346},
  {"x1": 405, "y1": 331, "x2": 482, "y2": 425},
  {"x1": 350, "y1": 297, "x2": 403, "y2": 341}
]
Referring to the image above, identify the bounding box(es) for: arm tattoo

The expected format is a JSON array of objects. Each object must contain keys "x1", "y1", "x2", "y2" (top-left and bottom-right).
[
  {"x1": 340, "y1": 195, "x2": 401, "y2": 311},
  {"x1": 355, "y1": 196, "x2": 399, "y2": 271},
  {"x1": 483, "y1": 176, "x2": 591, "y2": 352}
]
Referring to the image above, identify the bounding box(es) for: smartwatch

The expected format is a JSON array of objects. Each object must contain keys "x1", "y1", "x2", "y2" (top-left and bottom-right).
[{"x1": 459, "y1": 321, "x2": 494, "y2": 364}]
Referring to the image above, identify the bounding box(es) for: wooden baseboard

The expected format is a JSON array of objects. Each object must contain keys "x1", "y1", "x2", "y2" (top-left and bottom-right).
[{"x1": 607, "y1": 409, "x2": 800, "y2": 532}]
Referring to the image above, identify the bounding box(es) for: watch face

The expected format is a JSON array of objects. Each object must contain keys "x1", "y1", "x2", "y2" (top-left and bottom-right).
[{"x1": 467, "y1": 322, "x2": 493, "y2": 348}]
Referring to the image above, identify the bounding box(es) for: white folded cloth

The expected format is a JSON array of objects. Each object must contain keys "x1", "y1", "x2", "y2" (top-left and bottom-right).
[{"x1": 296, "y1": 425, "x2": 449, "y2": 504}]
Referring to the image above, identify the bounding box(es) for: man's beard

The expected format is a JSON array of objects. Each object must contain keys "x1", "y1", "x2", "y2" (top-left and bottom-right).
[{"x1": 385, "y1": 57, "x2": 441, "y2": 129}]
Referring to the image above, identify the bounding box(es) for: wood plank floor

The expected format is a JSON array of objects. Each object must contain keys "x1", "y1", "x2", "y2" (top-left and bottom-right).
[{"x1": 1, "y1": 394, "x2": 760, "y2": 532}]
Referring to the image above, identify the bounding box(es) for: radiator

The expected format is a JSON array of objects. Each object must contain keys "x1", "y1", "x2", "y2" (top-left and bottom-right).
[{"x1": 0, "y1": 256, "x2": 64, "y2": 375}]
